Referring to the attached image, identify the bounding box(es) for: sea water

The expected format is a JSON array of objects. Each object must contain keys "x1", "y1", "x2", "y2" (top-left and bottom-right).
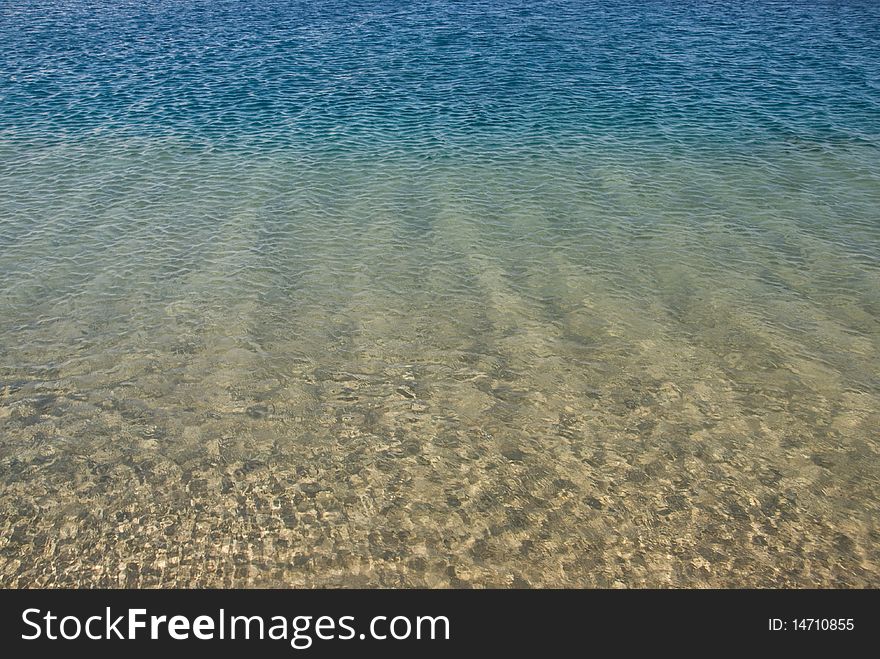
[{"x1": 0, "y1": 0, "x2": 878, "y2": 586}]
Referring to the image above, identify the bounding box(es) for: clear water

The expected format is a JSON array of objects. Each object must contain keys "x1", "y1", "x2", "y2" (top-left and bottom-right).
[{"x1": 1, "y1": 0, "x2": 878, "y2": 587}]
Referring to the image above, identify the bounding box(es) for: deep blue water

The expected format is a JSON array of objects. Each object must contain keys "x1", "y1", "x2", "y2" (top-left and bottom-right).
[{"x1": 2, "y1": 0, "x2": 879, "y2": 148}]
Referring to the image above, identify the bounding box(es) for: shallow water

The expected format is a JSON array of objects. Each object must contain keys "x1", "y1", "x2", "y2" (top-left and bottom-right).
[{"x1": 1, "y1": 1, "x2": 879, "y2": 587}]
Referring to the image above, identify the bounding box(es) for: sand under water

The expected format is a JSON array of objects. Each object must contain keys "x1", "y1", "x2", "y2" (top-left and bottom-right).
[{"x1": 1, "y1": 137, "x2": 878, "y2": 587}]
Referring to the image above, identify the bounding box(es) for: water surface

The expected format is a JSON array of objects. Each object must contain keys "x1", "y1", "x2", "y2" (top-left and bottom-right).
[{"x1": 1, "y1": 0, "x2": 879, "y2": 586}]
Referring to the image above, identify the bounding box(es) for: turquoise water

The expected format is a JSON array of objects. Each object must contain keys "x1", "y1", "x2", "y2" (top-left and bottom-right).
[{"x1": 0, "y1": 1, "x2": 879, "y2": 587}]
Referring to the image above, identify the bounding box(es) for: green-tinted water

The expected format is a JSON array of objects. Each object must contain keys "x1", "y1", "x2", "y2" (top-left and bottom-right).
[{"x1": 1, "y1": 136, "x2": 877, "y2": 586}]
